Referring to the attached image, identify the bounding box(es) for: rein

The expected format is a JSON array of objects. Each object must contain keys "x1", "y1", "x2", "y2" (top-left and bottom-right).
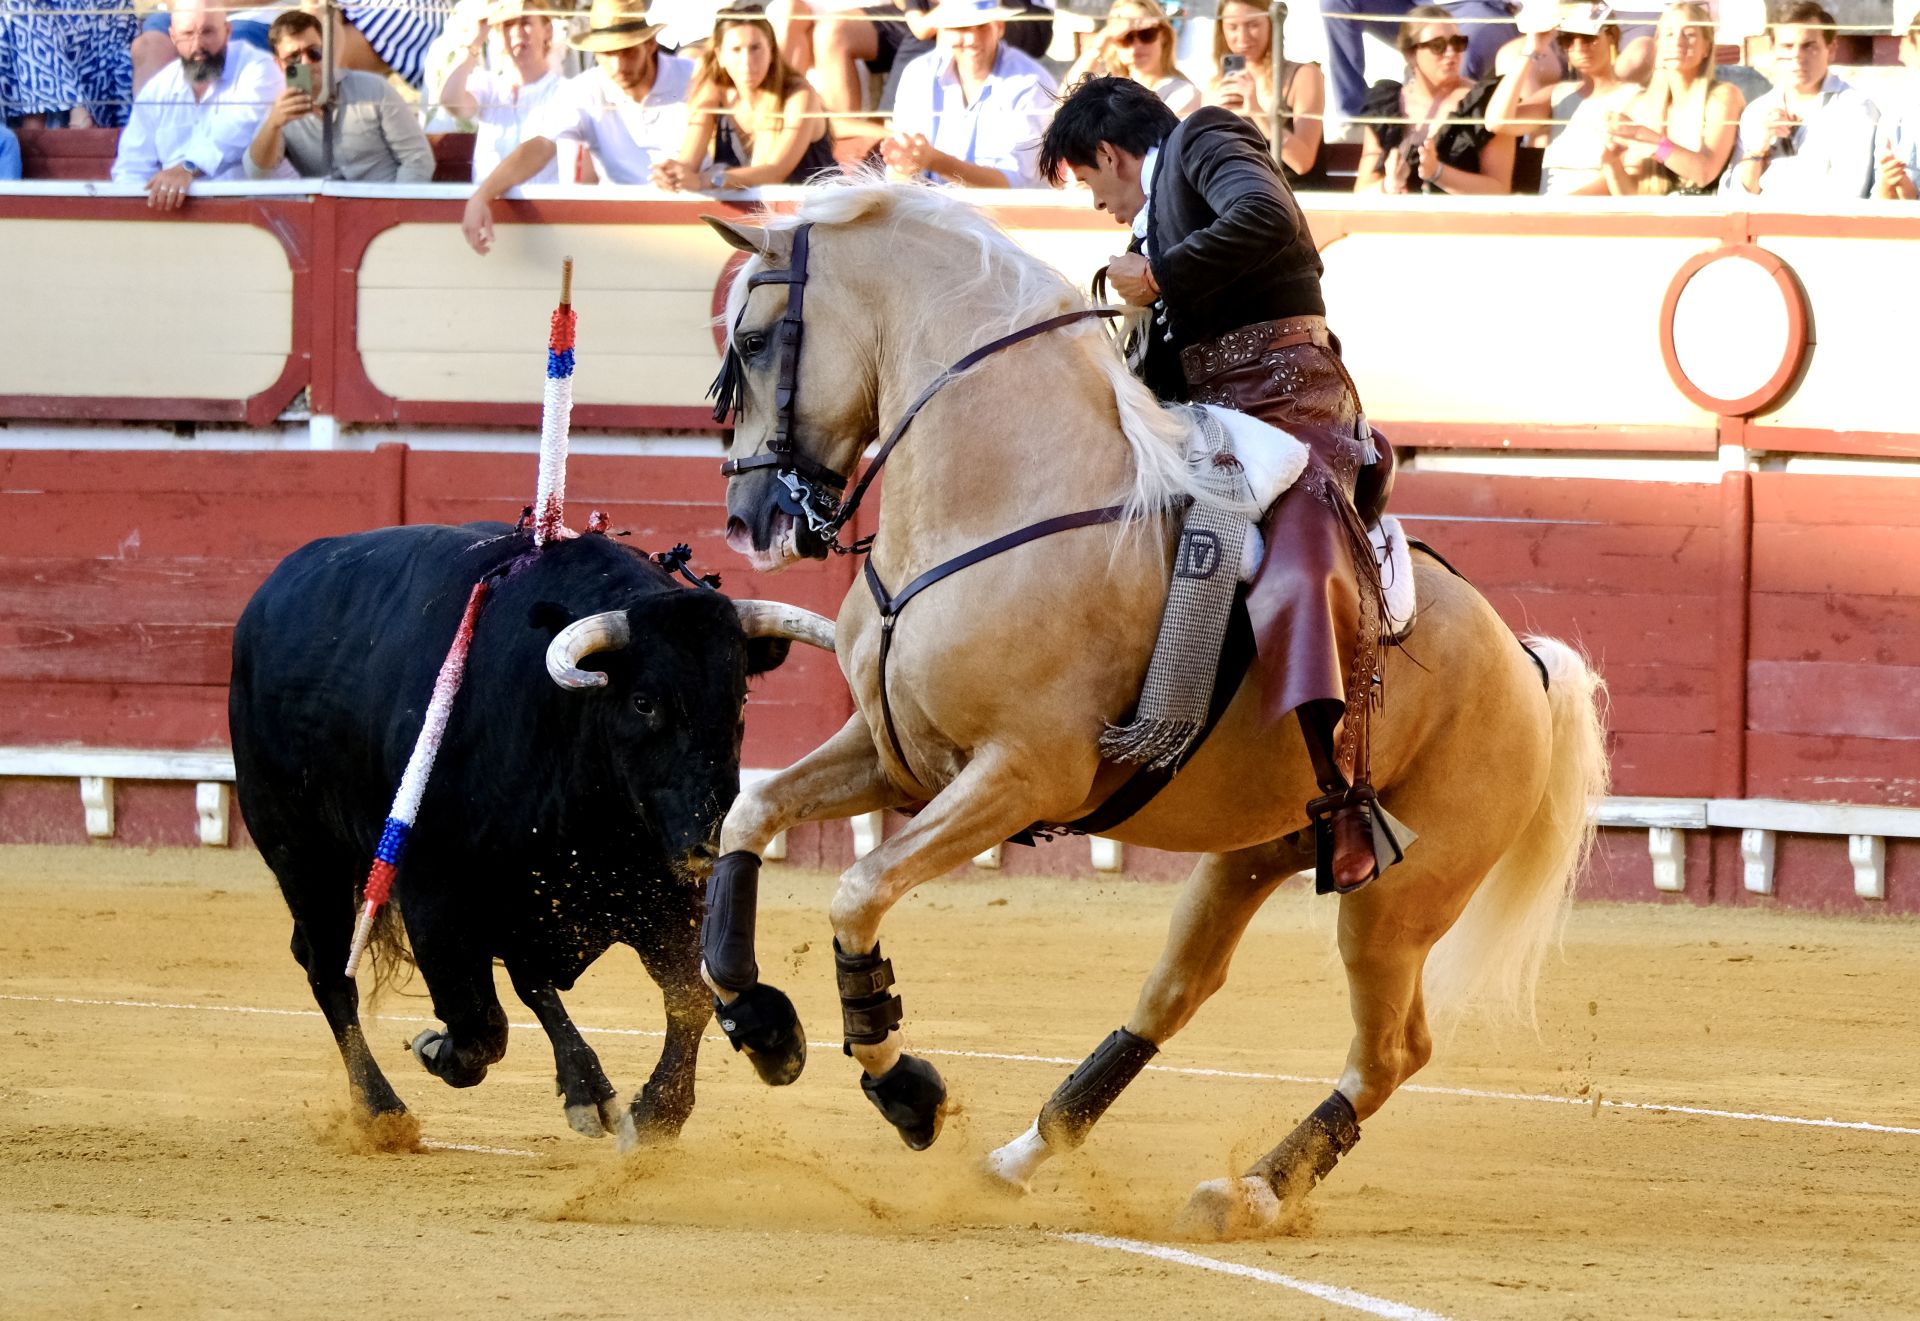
[{"x1": 709, "y1": 221, "x2": 1129, "y2": 556}]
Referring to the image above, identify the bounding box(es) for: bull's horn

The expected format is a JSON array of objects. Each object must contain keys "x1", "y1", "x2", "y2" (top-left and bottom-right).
[
  {"x1": 733, "y1": 600, "x2": 837, "y2": 652},
  {"x1": 546, "y1": 610, "x2": 631, "y2": 689}
]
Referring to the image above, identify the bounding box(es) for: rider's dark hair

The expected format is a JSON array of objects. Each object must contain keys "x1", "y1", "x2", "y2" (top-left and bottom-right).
[{"x1": 1037, "y1": 76, "x2": 1181, "y2": 185}]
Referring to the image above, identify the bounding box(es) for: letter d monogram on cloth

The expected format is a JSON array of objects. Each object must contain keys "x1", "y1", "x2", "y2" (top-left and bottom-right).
[{"x1": 1100, "y1": 408, "x2": 1254, "y2": 770}]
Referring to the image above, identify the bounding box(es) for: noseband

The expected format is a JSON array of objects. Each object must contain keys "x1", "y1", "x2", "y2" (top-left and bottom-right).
[{"x1": 708, "y1": 221, "x2": 1125, "y2": 557}]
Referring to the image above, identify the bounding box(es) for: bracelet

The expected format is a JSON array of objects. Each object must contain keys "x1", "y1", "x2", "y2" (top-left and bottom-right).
[{"x1": 1654, "y1": 136, "x2": 1676, "y2": 164}]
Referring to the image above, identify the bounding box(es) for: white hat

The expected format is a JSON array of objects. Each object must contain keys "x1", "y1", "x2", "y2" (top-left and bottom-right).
[
  {"x1": 922, "y1": 0, "x2": 1025, "y2": 29},
  {"x1": 1558, "y1": 1, "x2": 1613, "y2": 36}
]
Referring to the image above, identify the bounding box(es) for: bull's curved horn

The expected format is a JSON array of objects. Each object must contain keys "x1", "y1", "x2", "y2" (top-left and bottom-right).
[
  {"x1": 733, "y1": 600, "x2": 837, "y2": 652},
  {"x1": 546, "y1": 610, "x2": 632, "y2": 689}
]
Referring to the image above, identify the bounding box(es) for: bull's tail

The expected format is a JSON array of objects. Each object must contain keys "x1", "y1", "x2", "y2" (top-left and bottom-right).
[
  {"x1": 362, "y1": 900, "x2": 415, "y2": 1002},
  {"x1": 1424, "y1": 637, "x2": 1609, "y2": 1021}
]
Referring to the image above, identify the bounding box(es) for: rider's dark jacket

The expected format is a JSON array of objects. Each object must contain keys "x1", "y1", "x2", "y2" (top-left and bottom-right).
[{"x1": 1137, "y1": 106, "x2": 1326, "y2": 402}]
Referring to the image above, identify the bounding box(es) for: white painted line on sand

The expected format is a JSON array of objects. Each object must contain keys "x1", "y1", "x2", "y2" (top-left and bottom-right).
[
  {"x1": 421, "y1": 1140, "x2": 541, "y2": 1158},
  {"x1": 1058, "y1": 1232, "x2": 1454, "y2": 1321},
  {"x1": 7, "y1": 991, "x2": 1917, "y2": 1139}
]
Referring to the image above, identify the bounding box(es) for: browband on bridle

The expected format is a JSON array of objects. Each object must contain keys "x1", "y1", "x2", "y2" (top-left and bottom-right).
[{"x1": 708, "y1": 219, "x2": 1127, "y2": 557}]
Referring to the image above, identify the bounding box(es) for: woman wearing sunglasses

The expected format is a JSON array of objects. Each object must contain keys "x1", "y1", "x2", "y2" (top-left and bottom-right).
[
  {"x1": 1065, "y1": 0, "x2": 1201, "y2": 118},
  {"x1": 1484, "y1": 3, "x2": 1637, "y2": 194},
  {"x1": 1201, "y1": 0, "x2": 1327, "y2": 186},
  {"x1": 1600, "y1": 2, "x2": 1744, "y2": 194},
  {"x1": 1354, "y1": 5, "x2": 1513, "y2": 194}
]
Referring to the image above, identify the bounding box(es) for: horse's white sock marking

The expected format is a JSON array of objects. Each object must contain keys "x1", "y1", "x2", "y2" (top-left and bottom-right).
[
  {"x1": 1058, "y1": 1232, "x2": 1455, "y2": 1321},
  {"x1": 983, "y1": 1120, "x2": 1050, "y2": 1193}
]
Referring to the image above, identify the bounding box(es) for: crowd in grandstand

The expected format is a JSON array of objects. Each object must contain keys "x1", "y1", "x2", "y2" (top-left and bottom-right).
[{"x1": 0, "y1": 0, "x2": 1916, "y2": 201}]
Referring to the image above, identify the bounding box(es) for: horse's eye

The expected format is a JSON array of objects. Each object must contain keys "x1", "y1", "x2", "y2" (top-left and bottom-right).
[{"x1": 738, "y1": 331, "x2": 768, "y2": 357}]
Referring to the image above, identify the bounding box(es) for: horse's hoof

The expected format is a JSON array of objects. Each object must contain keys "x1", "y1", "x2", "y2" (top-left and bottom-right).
[
  {"x1": 713, "y1": 984, "x2": 808, "y2": 1087},
  {"x1": 861, "y1": 1053, "x2": 947, "y2": 1151},
  {"x1": 1174, "y1": 1176, "x2": 1281, "y2": 1241},
  {"x1": 982, "y1": 1120, "x2": 1049, "y2": 1194}
]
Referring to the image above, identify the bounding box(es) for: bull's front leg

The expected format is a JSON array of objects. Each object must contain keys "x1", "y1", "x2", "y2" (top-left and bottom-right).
[
  {"x1": 508, "y1": 968, "x2": 620, "y2": 1139},
  {"x1": 707, "y1": 714, "x2": 906, "y2": 1086}
]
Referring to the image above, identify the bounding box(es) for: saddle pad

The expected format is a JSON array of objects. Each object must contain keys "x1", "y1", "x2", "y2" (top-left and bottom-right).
[{"x1": 1370, "y1": 516, "x2": 1417, "y2": 641}]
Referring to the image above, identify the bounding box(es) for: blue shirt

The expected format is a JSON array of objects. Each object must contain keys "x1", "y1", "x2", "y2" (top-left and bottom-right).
[
  {"x1": 890, "y1": 42, "x2": 1058, "y2": 188},
  {"x1": 1725, "y1": 73, "x2": 1880, "y2": 200},
  {"x1": 1880, "y1": 90, "x2": 1920, "y2": 197},
  {"x1": 0, "y1": 125, "x2": 21, "y2": 181}
]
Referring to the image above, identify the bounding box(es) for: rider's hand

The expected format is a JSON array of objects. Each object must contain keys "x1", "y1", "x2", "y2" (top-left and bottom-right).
[{"x1": 1106, "y1": 251, "x2": 1158, "y2": 305}]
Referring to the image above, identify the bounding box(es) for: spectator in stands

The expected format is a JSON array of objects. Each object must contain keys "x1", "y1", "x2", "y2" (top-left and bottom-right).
[
  {"x1": 1600, "y1": 2, "x2": 1744, "y2": 195},
  {"x1": 1485, "y1": 3, "x2": 1636, "y2": 194},
  {"x1": 0, "y1": 0, "x2": 138, "y2": 129},
  {"x1": 111, "y1": 0, "x2": 284, "y2": 207},
  {"x1": 1203, "y1": 0, "x2": 1329, "y2": 187},
  {"x1": 1725, "y1": 1, "x2": 1879, "y2": 198},
  {"x1": 441, "y1": 0, "x2": 569, "y2": 183},
  {"x1": 1354, "y1": 5, "x2": 1514, "y2": 194},
  {"x1": 1065, "y1": 0, "x2": 1201, "y2": 119},
  {"x1": 246, "y1": 10, "x2": 435, "y2": 181},
  {"x1": 1872, "y1": 10, "x2": 1918, "y2": 199},
  {"x1": 881, "y1": 0, "x2": 1057, "y2": 188},
  {"x1": 0, "y1": 123, "x2": 21, "y2": 180},
  {"x1": 814, "y1": 0, "x2": 937, "y2": 120},
  {"x1": 1321, "y1": 0, "x2": 1516, "y2": 131},
  {"x1": 652, "y1": 6, "x2": 835, "y2": 188},
  {"x1": 133, "y1": 5, "x2": 277, "y2": 94},
  {"x1": 464, "y1": 0, "x2": 695, "y2": 253}
]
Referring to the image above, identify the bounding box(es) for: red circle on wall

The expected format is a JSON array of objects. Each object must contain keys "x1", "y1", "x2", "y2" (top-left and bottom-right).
[{"x1": 1658, "y1": 244, "x2": 1812, "y2": 418}]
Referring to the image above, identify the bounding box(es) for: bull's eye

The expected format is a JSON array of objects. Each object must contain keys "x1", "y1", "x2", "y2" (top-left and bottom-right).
[
  {"x1": 738, "y1": 330, "x2": 769, "y2": 357},
  {"x1": 632, "y1": 695, "x2": 657, "y2": 719}
]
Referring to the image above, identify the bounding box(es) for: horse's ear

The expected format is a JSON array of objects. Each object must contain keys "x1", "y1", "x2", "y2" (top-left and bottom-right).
[{"x1": 703, "y1": 215, "x2": 774, "y2": 257}]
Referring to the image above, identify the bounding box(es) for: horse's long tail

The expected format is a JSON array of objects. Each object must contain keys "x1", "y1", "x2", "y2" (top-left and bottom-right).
[{"x1": 1423, "y1": 636, "x2": 1610, "y2": 1022}]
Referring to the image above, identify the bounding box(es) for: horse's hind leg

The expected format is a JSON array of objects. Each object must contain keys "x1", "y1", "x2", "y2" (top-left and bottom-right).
[
  {"x1": 706, "y1": 714, "x2": 906, "y2": 1088},
  {"x1": 986, "y1": 839, "x2": 1308, "y2": 1191}
]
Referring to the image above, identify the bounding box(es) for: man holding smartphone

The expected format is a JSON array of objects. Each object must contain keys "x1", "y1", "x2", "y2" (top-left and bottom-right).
[
  {"x1": 1725, "y1": 1, "x2": 1879, "y2": 197},
  {"x1": 247, "y1": 10, "x2": 435, "y2": 182}
]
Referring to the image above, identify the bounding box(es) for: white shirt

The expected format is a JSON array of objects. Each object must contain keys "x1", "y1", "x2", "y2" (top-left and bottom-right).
[
  {"x1": 111, "y1": 40, "x2": 286, "y2": 184},
  {"x1": 891, "y1": 43, "x2": 1059, "y2": 188},
  {"x1": 1725, "y1": 73, "x2": 1880, "y2": 200},
  {"x1": 1131, "y1": 143, "x2": 1160, "y2": 253},
  {"x1": 528, "y1": 57, "x2": 694, "y2": 184},
  {"x1": 471, "y1": 67, "x2": 566, "y2": 183}
]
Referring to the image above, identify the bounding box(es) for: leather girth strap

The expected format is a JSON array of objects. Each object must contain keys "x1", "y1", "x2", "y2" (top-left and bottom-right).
[{"x1": 863, "y1": 505, "x2": 1256, "y2": 845}]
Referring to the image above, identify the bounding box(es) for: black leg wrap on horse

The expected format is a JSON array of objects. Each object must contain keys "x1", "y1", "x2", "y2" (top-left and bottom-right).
[
  {"x1": 1251, "y1": 1089, "x2": 1361, "y2": 1197},
  {"x1": 834, "y1": 939, "x2": 904, "y2": 1049},
  {"x1": 860, "y1": 1054, "x2": 947, "y2": 1151},
  {"x1": 702, "y1": 850, "x2": 761, "y2": 993},
  {"x1": 1036, "y1": 1027, "x2": 1158, "y2": 1152},
  {"x1": 712, "y1": 982, "x2": 808, "y2": 1086}
]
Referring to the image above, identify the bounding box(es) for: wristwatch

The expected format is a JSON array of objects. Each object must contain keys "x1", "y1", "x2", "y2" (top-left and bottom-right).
[
  {"x1": 181, "y1": 161, "x2": 204, "y2": 179},
  {"x1": 707, "y1": 164, "x2": 728, "y2": 190}
]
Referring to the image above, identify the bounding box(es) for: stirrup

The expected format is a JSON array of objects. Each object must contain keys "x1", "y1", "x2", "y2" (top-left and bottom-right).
[{"x1": 1305, "y1": 785, "x2": 1412, "y2": 895}]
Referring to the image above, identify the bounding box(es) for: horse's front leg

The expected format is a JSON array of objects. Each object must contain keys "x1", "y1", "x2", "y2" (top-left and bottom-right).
[
  {"x1": 704, "y1": 714, "x2": 907, "y2": 1087},
  {"x1": 830, "y1": 751, "x2": 1053, "y2": 1151}
]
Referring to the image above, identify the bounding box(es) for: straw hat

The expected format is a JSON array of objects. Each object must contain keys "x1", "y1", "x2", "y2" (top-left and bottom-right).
[
  {"x1": 922, "y1": 0, "x2": 1026, "y2": 29},
  {"x1": 568, "y1": 0, "x2": 667, "y2": 51}
]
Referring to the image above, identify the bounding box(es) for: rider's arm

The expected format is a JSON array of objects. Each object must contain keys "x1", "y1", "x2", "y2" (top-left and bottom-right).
[{"x1": 1148, "y1": 110, "x2": 1303, "y2": 302}]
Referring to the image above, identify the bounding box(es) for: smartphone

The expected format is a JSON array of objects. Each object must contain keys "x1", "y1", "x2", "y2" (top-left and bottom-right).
[
  {"x1": 1221, "y1": 53, "x2": 1246, "y2": 75},
  {"x1": 288, "y1": 62, "x2": 314, "y2": 97}
]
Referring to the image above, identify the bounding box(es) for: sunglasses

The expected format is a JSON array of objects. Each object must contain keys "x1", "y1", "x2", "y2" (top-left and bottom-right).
[
  {"x1": 1117, "y1": 27, "x2": 1161, "y2": 44},
  {"x1": 1556, "y1": 29, "x2": 1606, "y2": 47},
  {"x1": 1412, "y1": 34, "x2": 1470, "y2": 55},
  {"x1": 282, "y1": 43, "x2": 324, "y2": 65}
]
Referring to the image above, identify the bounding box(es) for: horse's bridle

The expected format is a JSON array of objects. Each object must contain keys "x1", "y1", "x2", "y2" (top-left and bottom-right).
[{"x1": 709, "y1": 221, "x2": 1126, "y2": 557}]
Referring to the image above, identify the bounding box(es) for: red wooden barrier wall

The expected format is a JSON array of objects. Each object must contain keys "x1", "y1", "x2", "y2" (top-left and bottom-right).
[{"x1": 2, "y1": 450, "x2": 1915, "y2": 906}]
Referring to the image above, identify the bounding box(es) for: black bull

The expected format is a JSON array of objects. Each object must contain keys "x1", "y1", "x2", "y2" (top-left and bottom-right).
[{"x1": 230, "y1": 523, "x2": 795, "y2": 1143}]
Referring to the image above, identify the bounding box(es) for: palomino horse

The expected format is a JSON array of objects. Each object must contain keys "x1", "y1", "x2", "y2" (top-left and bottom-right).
[{"x1": 696, "y1": 180, "x2": 1609, "y2": 1236}]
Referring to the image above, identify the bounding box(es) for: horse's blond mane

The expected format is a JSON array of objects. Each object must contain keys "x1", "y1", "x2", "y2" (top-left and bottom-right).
[{"x1": 731, "y1": 175, "x2": 1214, "y2": 522}]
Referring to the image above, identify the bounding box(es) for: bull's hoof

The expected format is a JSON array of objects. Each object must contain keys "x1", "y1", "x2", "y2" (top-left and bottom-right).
[
  {"x1": 1173, "y1": 1175, "x2": 1281, "y2": 1241},
  {"x1": 564, "y1": 1094, "x2": 624, "y2": 1139},
  {"x1": 982, "y1": 1120, "x2": 1049, "y2": 1194},
  {"x1": 621, "y1": 1077, "x2": 695, "y2": 1149},
  {"x1": 860, "y1": 1053, "x2": 947, "y2": 1151},
  {"x1": 713, "y1": 984, "x2": 808, "y2": 1087},
  {"x1": 408, "y1": 1029, "x2": 489, "y2": 1089}
]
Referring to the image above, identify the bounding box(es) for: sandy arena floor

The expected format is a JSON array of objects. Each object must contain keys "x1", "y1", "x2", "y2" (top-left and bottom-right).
[{"x1": 2, "y1": 844, "x2": 1917, "y2": 1320}]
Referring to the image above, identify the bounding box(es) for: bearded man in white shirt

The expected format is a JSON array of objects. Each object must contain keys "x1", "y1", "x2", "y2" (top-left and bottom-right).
[
  {"x1": 442, "y1": 0, "x2": 570, "y2": 184},
  {"x1": 463, "y1": 0, "x2": 694, "y2": 254},
  {"x1": 110, "y1": 0, "x2": 286, "y2": 210}
]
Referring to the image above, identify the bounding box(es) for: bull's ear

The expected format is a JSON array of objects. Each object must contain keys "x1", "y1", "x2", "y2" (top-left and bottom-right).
[
  {"x1": 529, "y1": 601, "x2": 574, "y2": 636},
  {"x1": 703, "y1": 215, "x2": 774, "y2": 256},
  {"x1": 746, "y1": 638, "x2": 792, "y2": 677}
]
